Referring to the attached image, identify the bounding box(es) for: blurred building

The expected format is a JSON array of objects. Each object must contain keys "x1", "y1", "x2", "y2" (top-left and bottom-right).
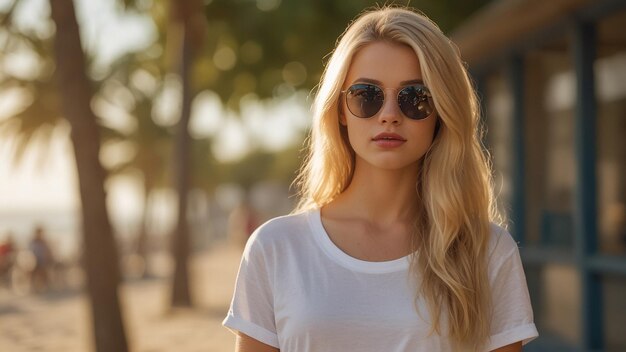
[{"x1": 452, "y1": 0, "x2": 626, "y2": 351}]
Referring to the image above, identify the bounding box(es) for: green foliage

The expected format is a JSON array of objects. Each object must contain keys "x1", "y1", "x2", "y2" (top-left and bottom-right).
[
  {"x1": 194, "y1": 0, "x2": 491, "y2": 110},
  {"x1": 100, "y1": 48, "x2": 173, "y2": 191},
  {"x1": 195, "y1": 0, "x2": 377, "y2": 108},
  {"x1": 0, "y1": 17, "x2": 60, "y2": 163},
  {"x1": 0, "y1": 19, "x2": 122, "y2": 166}
]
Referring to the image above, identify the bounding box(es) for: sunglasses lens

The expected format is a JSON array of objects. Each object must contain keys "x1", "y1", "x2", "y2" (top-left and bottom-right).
[
  {"x1": 398, "y1": 85, "x2": 434, "y2": 120},
  {"x1": 345, "y1": 84, "x2": 384, "y2": 118}
]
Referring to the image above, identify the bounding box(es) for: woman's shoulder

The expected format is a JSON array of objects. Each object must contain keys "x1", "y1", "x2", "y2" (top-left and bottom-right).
[
  {"x1": 245, "y1": 209, "x2": 315, "y2": 250},
  {"x1": 487, "y1": 222, "x2": 520, "y2": 259}
]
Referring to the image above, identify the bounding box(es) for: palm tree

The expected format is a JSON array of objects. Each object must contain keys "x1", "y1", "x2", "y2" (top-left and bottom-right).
[
  {"x1": 0, "y1": 24, "x2": 63, "y2": 164},
  {"x1": 166, "y1": 0, "x2": 207, "y2": 307},
  {"x1": 48, "y1": 1, "x2": 128, "y2": 350},
  {"x1": 1, "y1": 2, "x2": 129, "y2": 350}
]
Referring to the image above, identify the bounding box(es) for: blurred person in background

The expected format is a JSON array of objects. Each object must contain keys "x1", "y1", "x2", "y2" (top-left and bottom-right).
[
  {"x1": 223, "y1": 6, "x2": 538, "y2": 352},
  {"x1": 0, "y1": 232, "x2": 16, "y2": 289},
  {"x1": 28, "y1": 225, "x2": 55, "y2": 292}
]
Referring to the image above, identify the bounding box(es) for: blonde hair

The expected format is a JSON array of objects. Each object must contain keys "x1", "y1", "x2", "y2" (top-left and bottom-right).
[{"x1": 294, "y1": 6, "x2": 500, "y2": 350}]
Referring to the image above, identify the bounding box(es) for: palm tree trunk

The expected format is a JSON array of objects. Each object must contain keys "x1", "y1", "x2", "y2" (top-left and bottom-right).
[
  {"x1": 49, "y1": 1, "x2": 128, "y2": 351},
  {"x1": 170, "y1": 24, "x2": 193, "y2": 307}
]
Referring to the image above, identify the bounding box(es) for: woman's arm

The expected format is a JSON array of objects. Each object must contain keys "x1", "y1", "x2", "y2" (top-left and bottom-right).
[
  {"x1": 491, "y1": 341, "x2": 522, "y2": 352},
  {"x1": 235, "y1": 332, "x2": 280, "y2": 352}
]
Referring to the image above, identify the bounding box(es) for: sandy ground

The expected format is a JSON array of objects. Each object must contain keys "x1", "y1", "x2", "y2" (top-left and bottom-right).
[{"x1": 0, "y1": 241, "x2": 243, "y2": 352}]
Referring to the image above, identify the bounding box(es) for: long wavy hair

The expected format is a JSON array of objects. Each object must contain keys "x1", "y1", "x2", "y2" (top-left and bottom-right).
[{"x1": 293, "y1": 6, "x2": 500, "y2": 350}]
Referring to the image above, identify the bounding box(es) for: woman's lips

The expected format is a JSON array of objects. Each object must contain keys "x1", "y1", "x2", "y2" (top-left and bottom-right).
[{"x1": 372, "y1": 132, "x2": 406, "y2": 148}]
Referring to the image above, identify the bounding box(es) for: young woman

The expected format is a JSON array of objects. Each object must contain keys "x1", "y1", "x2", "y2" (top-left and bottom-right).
[{"x1": 223, "y1": 6, "x2": 538, "y2": 352}]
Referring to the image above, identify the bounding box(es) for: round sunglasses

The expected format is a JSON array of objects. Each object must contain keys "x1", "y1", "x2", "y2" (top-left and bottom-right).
[{"x1": 341, "y1": 83, "x2": 435, "y2": 120}]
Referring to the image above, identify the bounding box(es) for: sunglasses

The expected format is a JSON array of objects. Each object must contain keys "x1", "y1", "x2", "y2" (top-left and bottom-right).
[{"x1": 341, "y1": 83, "x2": 435, "y2": 120}]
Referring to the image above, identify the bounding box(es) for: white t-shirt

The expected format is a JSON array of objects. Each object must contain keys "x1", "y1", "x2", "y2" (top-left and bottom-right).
[{"x1": 223, "y1": 208, "x2": 538, "y2": 351}]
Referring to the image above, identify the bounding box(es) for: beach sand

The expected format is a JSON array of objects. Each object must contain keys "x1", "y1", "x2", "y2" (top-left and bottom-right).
[{"x1": 0, "y1": 241, "x2": 242, "y2": 352}]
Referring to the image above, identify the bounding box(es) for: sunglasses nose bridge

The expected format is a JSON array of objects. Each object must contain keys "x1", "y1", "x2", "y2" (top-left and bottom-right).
[{"x1": 377, "y1": 87, "x2": 403, "y2": 123}]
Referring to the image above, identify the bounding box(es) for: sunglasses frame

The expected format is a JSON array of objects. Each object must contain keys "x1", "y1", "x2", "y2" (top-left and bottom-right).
[{"x1": 341, "y1": 83, "x2": 435, "y2": 120}]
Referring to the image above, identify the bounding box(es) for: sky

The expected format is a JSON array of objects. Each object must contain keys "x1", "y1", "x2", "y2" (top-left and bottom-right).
[{"x1": 0, "y1": 0, "x2": 309, "y2": 217}]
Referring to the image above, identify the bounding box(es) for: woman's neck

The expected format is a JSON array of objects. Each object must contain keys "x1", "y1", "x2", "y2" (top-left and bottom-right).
[{"x1": 332, "y1": 159, "x2": 421, "y2": 224}]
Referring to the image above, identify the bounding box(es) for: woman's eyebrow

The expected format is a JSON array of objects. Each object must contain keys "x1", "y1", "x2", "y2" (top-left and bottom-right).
[
  {"x1": 400, "y1": 79, "x2": 424, "y2": 85},
  {"x1": 351, "y1": 77, "x2": 425, "y2": 85},
  {"x1": 353, "y1": 77, "x2": 382, "y2": 85}
]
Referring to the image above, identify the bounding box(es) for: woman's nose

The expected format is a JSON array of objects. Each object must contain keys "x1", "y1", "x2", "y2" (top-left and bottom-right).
[{"x1": 377, "y1": 89, "x2": 402, "y2": 124}]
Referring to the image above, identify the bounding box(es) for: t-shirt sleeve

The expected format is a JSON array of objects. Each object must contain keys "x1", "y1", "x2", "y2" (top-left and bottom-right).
[
  {"x1": 485, "y1": 227, "x2": 539, "y2": 351},
  {"x1": 222, "y1": 230, "x2": 279, "y2": 348}
]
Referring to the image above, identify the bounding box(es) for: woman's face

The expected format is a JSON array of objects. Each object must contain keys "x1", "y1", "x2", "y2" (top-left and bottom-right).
[{"x1": 340, "y1": 40, "x2": 437, "y2": 172}]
